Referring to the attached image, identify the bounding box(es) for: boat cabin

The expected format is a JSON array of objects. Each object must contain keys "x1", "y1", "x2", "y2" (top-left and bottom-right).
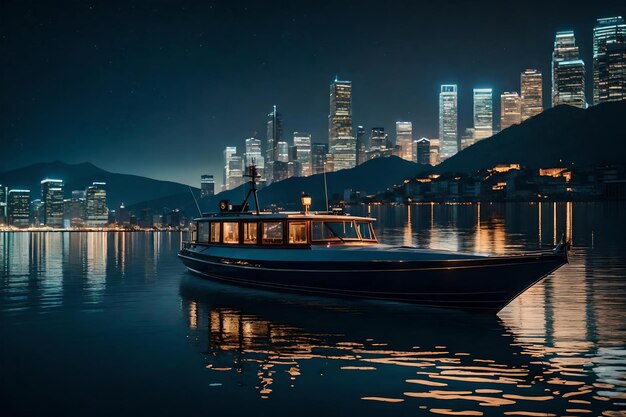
[{"x1": 188, "y1": 213, "x2": 377, "y2": 247}]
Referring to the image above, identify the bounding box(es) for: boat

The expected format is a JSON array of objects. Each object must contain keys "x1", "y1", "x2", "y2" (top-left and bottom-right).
[{"x1": 178, "y1": 166, "x2": 569, "y2": 312}]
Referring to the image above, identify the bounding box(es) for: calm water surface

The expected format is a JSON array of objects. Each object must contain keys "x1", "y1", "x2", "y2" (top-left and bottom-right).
[{"x1": 1, "y1": 202, "x2": 625, "y2": 416}]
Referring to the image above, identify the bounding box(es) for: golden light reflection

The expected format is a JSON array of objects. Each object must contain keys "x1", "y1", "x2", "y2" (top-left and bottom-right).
[{"x1": 181, "y1": 301, "x2": 625, "y2": 414}]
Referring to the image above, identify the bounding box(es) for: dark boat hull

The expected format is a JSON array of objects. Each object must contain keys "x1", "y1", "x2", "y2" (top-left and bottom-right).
[{"x1": 178, "y1": 248, "x2": 567, "y2": 312}]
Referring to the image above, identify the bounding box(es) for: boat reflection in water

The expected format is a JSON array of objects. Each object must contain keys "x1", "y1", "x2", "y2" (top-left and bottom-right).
[{"x1": 180, "y1": 275, "x2": 625, "y2": 416}]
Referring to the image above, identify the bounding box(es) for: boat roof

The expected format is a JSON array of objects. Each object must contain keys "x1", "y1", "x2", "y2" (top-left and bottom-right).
[{"x1": 194, "y1": 211, "x2": 376, "y2": 222}]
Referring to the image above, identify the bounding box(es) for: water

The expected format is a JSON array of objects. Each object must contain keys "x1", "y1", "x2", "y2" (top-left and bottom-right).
[{"x1": 1, "y1": 202, "x2": 625, "y2": 416}]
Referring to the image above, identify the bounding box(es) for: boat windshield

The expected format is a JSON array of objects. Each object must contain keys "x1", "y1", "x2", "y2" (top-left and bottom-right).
[{"x1": 312, "y1": 221, "x2": 360, "y2": 241}]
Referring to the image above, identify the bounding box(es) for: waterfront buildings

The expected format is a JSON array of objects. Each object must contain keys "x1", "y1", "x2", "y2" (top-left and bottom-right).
[
  {"x1": 473, "y1": 88, "x2": 493, "y2": 141},
  {"x1": 552, "y1": 31, "x2": 586, "y2": 108},
  {"x1": 311, "y1": 142, "x2": 328, "y2": 175},
  {"x1": 200, "y1": 175, "x2": 215, "y2": 197},
  {"x1": 395, "y1": 122, "x2": 413, "y2": 162},
  {"x1": 85, "y1": 182, "x2": 108, "y2": 227},
  {"x1": 521, "y1": 69, "x2": 543, "y2": 120},
  {"x1": 414, "y1": 138, "x2": 431, "y2": 165},
  {"x1": 356, "y1": 126, "x2": 367, "y2": 165},
  {"x1": 41, "y1": 179, "x2": 64, "y2": 227},
  {"x1": 328, "y1": 78, "x2": 355, "y2": 171},
  {"x1": 293, "y1": 132, "x2": 312, "y2": 177},
  {"x1": 500, "y1": 91, "x2": 522, "y2": 130},
  {"x1": 8, "y1": 189, "x2": 30, "y2": 227},
  {"x1": 0, "y1": 185, "x2": 5, "y2": 225},
  {"x1": 439, "y1": 85, "x2": 458, "y2": 161},
  {"x1": 593, "y1": 17, "x2": 626, "y2": 104}
]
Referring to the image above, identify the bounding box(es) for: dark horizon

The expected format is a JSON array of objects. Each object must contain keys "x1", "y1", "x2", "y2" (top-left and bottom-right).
[{"x1": 2, "y1": 0, "x2": 624, "y2": 186}]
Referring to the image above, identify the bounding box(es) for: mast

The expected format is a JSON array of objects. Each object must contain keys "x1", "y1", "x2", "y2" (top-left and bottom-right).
[{"x1": 241, "y1": 165, "x2": 261, "y2": 215}]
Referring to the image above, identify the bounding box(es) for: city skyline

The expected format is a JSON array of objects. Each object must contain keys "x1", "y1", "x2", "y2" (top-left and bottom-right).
[{"x1": 1, "y1": 1, "x2": 624, "y2": 186}]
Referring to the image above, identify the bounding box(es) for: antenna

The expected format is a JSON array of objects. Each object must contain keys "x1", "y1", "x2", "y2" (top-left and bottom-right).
[
  {"x1": 323, "y1": 161, "x2": 329, "y2": 212},
  {"x1": 241, "y1": 165, "x2": 261, "y2": 215},
  {"x1": 189, "y1": 186, "x2": 202, "y2": 216}
]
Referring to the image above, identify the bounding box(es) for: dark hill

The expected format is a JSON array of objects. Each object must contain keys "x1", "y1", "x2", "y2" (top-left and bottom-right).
[
  {"x1": 131, "y1": 156, "x2": 429, "y2": 213},
  {"x1": 436, "y1": 101, "x2": 626, "y2": 174},
  {"x1": 0, "y1": 161, "x2": 198, "y2": 207}
]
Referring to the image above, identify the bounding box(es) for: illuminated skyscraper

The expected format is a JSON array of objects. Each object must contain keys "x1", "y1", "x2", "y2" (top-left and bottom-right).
[
  {"x1": 228, "y1": 155, "x2": 244, "y2": 190},
  {"x1": 552, "y1": 31, "x2": 586, "y2": 108},
  {"x1": 223, "y1": 146, "x2": 237, "y2": 191},
  {"x1": 244, "y1": 137, "x2": 264, "y2": 179},
  {"x1": 520, "y1": 69, "x2": 543, "y2": 120},
  {"x1": 293, "y1": 132, "x2": 312, "y2": 177},
  {"x1": 369, "y1": 127, "x2": 386, "y2": 152},
  {"x1": 473, "y1": 88, "x2": 493, "y2": 142},
  {"x1": 439, "y1": 85, "x2": 458, "y2": 161},
  {"x1": 200, "y1": 175, "x2": 215, "y2": 197},
  {"x1": 311, "y1": 143, "x2": 328, "y2": 175},
  {"x1": 8, "y1": 189, "x2": 30, "y2": 227},
  {"x1": 41, "y1": 179, "x2": 64, "y2": 227},
  {"x1": 266, "y1": 106, "x2": 283, "y2": 182},
  {"x1": 593, "y1": 17, "x2": 626, "y2": 104},
  {"x1": 277, "y1": 141, "x2": 289, "y2": 163},
  {"x1": 414, "y1": 138, "x2": 431, "y2": 165},
  {"x1": 500, "y1": 92, "x2": 521, "y2": 130},
  {"x1": 355, "y1": 126, "x2": 366, "y2": 165},
  {"x1": 328, "y1": 78, "x2": 355, "y2": 171},
  {"x1": 460, "y1": 128, "x2": 475, "y2": 150},
  {"x1": 0, "y1": 185, "x2": 6, "y2": 225},
  {"x1": 395, "y1": 122, "x2": 413, "y2": 162},
  {"x1": 85, "y1": 182, "x2": 108, "y2": 227}
]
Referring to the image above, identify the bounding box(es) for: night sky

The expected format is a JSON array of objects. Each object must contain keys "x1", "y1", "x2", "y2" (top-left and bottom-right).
[{"x1": 2, "y1": 0, "x2": 623, "y2": 186}]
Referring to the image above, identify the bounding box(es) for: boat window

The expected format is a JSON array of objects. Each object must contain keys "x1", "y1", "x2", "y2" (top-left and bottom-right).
[
  {"x1": 198, "y1": 221, "x2": 209, "y2": 242},
  {"x1": 357, "y1": 222, "x2": 373, "y2": 240},
  {"x1": 223, "y1": 222, "x2": 239, "y2": 244},
  {"x1": 262, "y1": 222, "x2": 283, "y2": 245},
  {"x1": 243, "y1": 222, "x2": 257, "y2": 244},
  {"x1": 312, "y1": 221, "x2": 359, "y2": 241},
  {"x1": 288, "y1": 222, "x2": 307, "y2": 244},
  {"x1": 210, "y1": 222, "x2": 221, "y2": 243}
]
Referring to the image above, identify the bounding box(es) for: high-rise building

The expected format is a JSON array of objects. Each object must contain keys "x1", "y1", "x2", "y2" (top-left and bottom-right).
[
  {"x1": 0, "y1": 185, "x2": 6, "y2": 225},
  {"x1": 30, "y1": 199, "x2": 44, "y2": 226},
  {"x1": 355, "y1": 126, "x2": 366, "y2": 165},
  {"x1": 41, "y1": 179, "x2": 64, "y2": 227},
  {"x1": 272, "y1": 161, "x2": 289, "y2": 182},
  {"x1": 473, "y1": 88, "x2": 493, "y2": 142},
  {"x1": 439, "y1": 85, "x2": 458, "y2": 161},
  {"x1": 428, "y1": 138, "x2": 441, "y2": 166},
  {"x1": 311, "y1": 142, "x2": 328, "y2": 175},
  {"x1": 228, "y1": 155, "x2": 244, "y2": 190},
  {"x1": 223, "y1": 146, "x2": 237, "y2": 191},
  {"x1": 244, "y1": 138, "x2": 264, "y2": 180},
  {"x1": 500, "y1": 92, "x2": 522, "y2": 130},
  {"x1": 277, "y1": 141, "x2": 289, "y2": 163},
  {"x1": 8, "y1": 189, "x2": 30, "y2": 227},
  {"x1": 328, "y1": 78, "x2": 355, "y2": 171},
  {"x1": 552, "y1": 31, "x2": 586, "y2": 108},
  {"x1": 395, "y1": 122, "x2": 413, "y2": 162},
  {"x1": 521, "y1": 69, "x2": 543, "y2": 120},
  {"x1": 369, "y1": 127, "x2": 386, "y2": 152},
  {"x1": 414, "y1": 138, "x2": 431, "y2": 165},
  {"x1": 460, "y1": 128, "x2": 475, "y2": 150},
  {"x1": 65, "y1": 192, "x2": 85, "y2": 228},
  {"x1": 200, "y1": 175, "x2": 215, "y2": 197},
  {"x1": 593, "y1": 17, "x2": 626, "y2": 104},
  {"x1": 266, "y1": 106, "x2": 283, "y2": 182},
  {"x1": 293, "y1": 132, "x2": 312, "y2": 177},
  {"x1": 85, "y1": 182, "x2": 108, "y2": 227}
]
